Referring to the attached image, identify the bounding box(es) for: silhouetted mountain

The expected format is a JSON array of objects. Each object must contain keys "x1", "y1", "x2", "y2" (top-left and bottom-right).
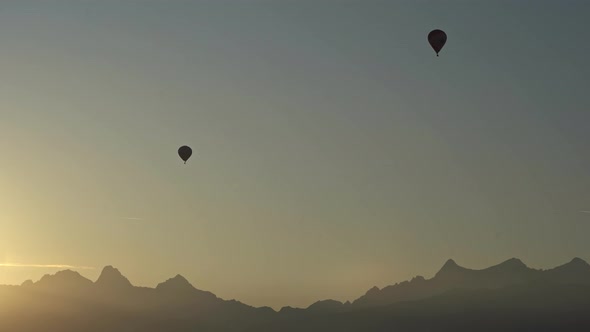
[
  {"x1": 351, "y1": 257, "x2": 590, "y2": 309},
  {"x1": 156, "y1": 274, "x2": 219, "y2": 305},
  {"x1": 257, "y1": 283, "x2": 590, "y2": 332},
  {"x1": 437, "y1": 258, "x2": 463, "y2": 273},
  {"x1": 544, "y1": 257, "x2": 590, "y2": 284},
  {"x1": 156, "y1": 274, "x2": 193, "y2": 292},
  {"x1": 1, "y1": 258, "x2": 589, "y2": 331},
  {"x1": 32, "y1": 269, "x2": 94, "y2": 292},
  {"x1": 95, "y1": 266, "x2": 133, "y2": 289},
  {"x1": 20, "y1": 280, "x2": 33, "y2": 287},
  {"x1": 306, "y1": 299, "x2": 347, "y2": 313}
]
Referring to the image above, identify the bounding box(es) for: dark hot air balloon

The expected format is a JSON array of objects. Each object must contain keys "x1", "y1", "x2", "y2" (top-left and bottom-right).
[
  {"x1": 178, "y1": 145, "x2": 192, "y2": 164},
  {"x1": 428, "y1": 29, "x2": 447, "y2": 56}
]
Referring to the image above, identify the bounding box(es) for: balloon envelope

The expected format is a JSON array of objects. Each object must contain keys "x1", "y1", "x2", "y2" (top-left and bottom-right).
[
  {"x1": 428, "y1": 29, "x2": 447, "y2": 56},
  {"x1": 178, "y1": 146, "x2": 192, "y2": 164}
]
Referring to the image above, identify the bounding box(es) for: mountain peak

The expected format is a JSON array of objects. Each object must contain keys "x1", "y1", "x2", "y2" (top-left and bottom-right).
[
  {"x1": 95, "y1": 266, "x2": 133, "y2": 288},
  {"x1": 156, "y1": 274, "x2": 194, "y2": 292},
  {"x1": 39, "y1": 270, "x2": 83, "y2": 281},
  {"x1": 551, "y1": 257, "x2": 590, "y2": 272},
  {"x1": 34, "y1": 270, "x2": 93, "y2": 290},
  {"x1": 496, "y1": 258, "x2": 527, "y2": 269},
  {"x1": 21, "y1": 280, "x2": 33, "y2": 287},
  {"x1": 365, "y1": 286, "x2": 380, "y2": 296},
  {"x1": 307, "y1": 299, "x2": 344, "y2": 312},
  {"x1": 480, "y1": 258, "x2": 530, "y2": 274},
  {"x1": 436, "y1": 259, "x2": 463, "y2": 274},
  {"x1": 545, "y1": 257, "x2": 590, "y2": 284},
  {"x1": 570, "y1": 257, "x2": 589, "y2": 266},
  {"x1": 171, "y1": 274, "x2": 190, "y2": 283},
  {"x1": 411, "y1": 276, "x2": 426, "y2": 283},
  {"x1": 442, "y1": 259, "x2": 459, "y2": 269}
]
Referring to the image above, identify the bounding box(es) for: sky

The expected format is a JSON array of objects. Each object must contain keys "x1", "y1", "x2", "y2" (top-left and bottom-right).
[{"x1": 1, "y1": 0, "x2": 590, "y2": 310}]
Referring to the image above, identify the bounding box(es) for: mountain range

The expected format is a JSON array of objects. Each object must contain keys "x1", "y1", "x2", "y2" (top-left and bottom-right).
[{"x1": 1, "y1": 257, "x2": 590, "y2": 331}]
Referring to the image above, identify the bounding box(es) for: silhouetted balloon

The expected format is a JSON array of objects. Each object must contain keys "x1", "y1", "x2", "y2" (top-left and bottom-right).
[
  {"x1": 428, "y1": 29, "x2": 447, "y2": 56},
  {"x1": 178, "y1": 146, "x2": 192, "y2": 164}
]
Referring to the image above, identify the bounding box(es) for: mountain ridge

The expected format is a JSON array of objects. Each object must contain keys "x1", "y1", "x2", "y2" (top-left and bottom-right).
[
  {"x1": 4, "y1": 257, "x2": 589, "y2": 312},
  {"x1": 1, "y1": 257, "x2": 589, "y2": 332},
  {"x1": 350, "y1": 257, "x2": 590, "y2": 309}
]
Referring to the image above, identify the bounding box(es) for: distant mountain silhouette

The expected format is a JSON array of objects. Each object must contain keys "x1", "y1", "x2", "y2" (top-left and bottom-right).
[
  {"x1": 20, "y1": 279, "x2": 33, "y2": 287},
  {"x1": 155, "y1": 274, "x2": 218, "y2": 301},
  {"x1": 1, "y1": 258, "x2": 589, "y2": 331},
  {"x1": 306, "y1": 299, "x2": 350, "y2": 313},
  {"x1": 95, "y1": 266, "x2": 133, "y2": 289},
  {"x1": 545, "y1": 257, "x2": 590, "y2": 284},
  {"x1": 349, "y1": 257, "x2": 590, "y2": 309},
  {"x1": 32, "y1": 269, "x2": 94, "y2": 293}
]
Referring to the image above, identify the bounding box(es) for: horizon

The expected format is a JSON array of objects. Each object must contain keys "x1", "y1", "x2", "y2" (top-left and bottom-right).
[
  {"x1": 2, "y1": 256, "x2": 587, "y2": 310},
  {"x1": 1, "y1": 0, "x2": 590, "y2": 310}
]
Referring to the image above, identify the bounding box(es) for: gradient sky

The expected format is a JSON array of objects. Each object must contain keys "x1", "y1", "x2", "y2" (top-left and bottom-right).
[{"x1": 1, "y1": 0, "x2": 590, "y2": 310}]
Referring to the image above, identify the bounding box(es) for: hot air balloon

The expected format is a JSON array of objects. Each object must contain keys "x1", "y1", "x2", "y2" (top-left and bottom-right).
[
  {"x1": 178, "y1": 145, "x2": 192, "y2": 164},
  {"x1": 428, "y1": 29, "x2": 447, "y2": 56}
]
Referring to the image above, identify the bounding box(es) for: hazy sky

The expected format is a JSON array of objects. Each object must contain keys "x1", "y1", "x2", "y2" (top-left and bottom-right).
[{"x1": 1, "y1": 0, "x2": 590, "y2": 309}]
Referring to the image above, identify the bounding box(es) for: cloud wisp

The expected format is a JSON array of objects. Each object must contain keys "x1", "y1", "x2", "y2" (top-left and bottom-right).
[
  {"x1": 580, "y1": 211, "x2": 590, "y2": 214},
  {"x1": 0, "y1": 263, "x2": 95, "y2": 270}
]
